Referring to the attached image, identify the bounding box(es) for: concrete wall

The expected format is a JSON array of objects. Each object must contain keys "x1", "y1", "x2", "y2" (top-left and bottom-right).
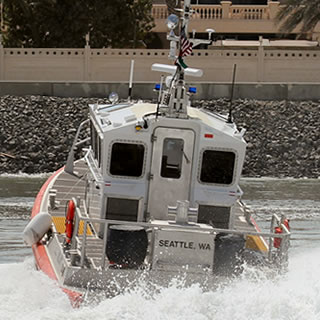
[
  {"x1": 1, "y1": 46, "x2": 320, "y2": 83},
  {"x1": 1, "y1": 81, "x2": 319, "y2": 101},
  {"x1": 1, "y1": 41, "x2": 320, "y2": 100}
]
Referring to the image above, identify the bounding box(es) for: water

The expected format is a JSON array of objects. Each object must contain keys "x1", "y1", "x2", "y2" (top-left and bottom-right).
[{"x1": 0, "y1": 174, "x2": 320, "y2": 320}]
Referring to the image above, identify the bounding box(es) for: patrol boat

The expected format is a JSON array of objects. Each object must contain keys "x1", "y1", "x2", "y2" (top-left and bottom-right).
[{"x1": 23, "y1": 0, "x2": 290, "y2": 306}]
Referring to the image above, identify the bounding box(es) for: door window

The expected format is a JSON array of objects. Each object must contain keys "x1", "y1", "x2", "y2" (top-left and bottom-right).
[{"x1": 160, "y1": 138, "x2": 184, "y2": 179}]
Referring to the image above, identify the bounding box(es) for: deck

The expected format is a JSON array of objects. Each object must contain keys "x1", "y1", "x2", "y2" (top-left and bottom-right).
[{"x1": 47, "y1": 159, "x2": 266, "y2": 270}]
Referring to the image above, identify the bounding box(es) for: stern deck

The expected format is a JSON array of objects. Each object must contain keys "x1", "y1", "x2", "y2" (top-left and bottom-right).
[{"x1": 47, "y1": 160, "x2": 267, "y2": 272}]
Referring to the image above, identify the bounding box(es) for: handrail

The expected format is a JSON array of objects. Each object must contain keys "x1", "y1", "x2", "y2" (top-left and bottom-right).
[
  {"x1": 71, "y1": 198, "x2": 290, "y2": 270},
  {"x1": 84, "y1": 148, "x2": 104, "y2": 184},
  {"x1": 268, "y1": 213, "x2": 290, "y2": 263},
  {"x1": 65, "y1": 119, "x2": 89, "y2": 175}
]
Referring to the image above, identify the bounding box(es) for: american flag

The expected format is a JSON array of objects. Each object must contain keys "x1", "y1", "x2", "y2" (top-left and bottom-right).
[{"x1": 179, "y1": 27, "x2": 193, "y2": 57}]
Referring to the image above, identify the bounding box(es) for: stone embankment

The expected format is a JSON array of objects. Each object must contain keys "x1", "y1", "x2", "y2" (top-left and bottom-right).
[{"x1": 0, "y1": 95, "x2": 319, "y2": 178}]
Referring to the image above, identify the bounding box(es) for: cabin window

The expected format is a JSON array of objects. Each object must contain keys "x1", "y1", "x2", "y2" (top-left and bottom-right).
[
  {"x1": 110, "y1": 142, "x2": 145, "y2": 177},
  {"x1": 91, "y1": 121, "x2": 98, "y2": 159},
  {"x1": 97, "y1": 136, "x2": 102, "y2": 167},
  {"x1": 106, "y1": 197, "x2": 139, "y2": 221},
  {"x1": 161, "y1": 138, "x2": 184, "y2": 179},
  {"x1": 200, "y1": 150, "x2": 235, "y2": 185},
  {"x1": 90, "y1": 121, "x2": 102, "y2": 167}
]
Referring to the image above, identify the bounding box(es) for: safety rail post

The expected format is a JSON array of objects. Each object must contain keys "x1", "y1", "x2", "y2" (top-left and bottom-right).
[
  {"x1": 268, "y1": 214, "x2": 276, "y2": 261},
  {"x1": 279, "y1": 215, "x2": 290, "y2": 269},
  {"x1": 80, "y1": 220, "x2": 88, "y2": 268},
  {"x1": 71, "y1": 199, "x2": 81, "y2": 250},
  {"x1": 267, "y1": 213, "x2": 290, "y2": 269},
  {"x1": 101, "y1": 221, "x2": 109, "y2": 270},
  {"x1": 279, "y1": 232, "x2": 289, "y2": 269}
]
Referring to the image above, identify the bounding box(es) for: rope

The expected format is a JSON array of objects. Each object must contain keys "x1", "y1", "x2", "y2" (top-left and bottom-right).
[{"x1": 60, "y1": 170, "x2": 89, "y2": 202}]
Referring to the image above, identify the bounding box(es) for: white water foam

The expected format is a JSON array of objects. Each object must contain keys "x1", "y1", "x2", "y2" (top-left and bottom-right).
[
  {"x1": 1, "y1": 247, "x2": 320, "y2": 320},
  {"x1": 0, "y1": 172, "x2": 50, "y2": 179},
  {"x1": 0, "y1": 197, "x2": 35, "y2": 208}
]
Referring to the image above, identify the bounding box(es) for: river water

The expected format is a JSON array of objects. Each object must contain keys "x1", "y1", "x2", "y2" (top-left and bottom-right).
[{"x1": 0, "y1": 174, "x2": 320, "y2": 320}]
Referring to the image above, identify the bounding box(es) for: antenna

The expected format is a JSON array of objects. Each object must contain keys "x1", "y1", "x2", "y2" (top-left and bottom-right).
[
  {"x1": 227, "y1": 64, "x2": 237, "y2": 123},
  {"x1": 156, "y1": 75, "x2": 164, "y2": 120},
  {"x1": 128, "y1": 59, "x2": 135, "y2": 101}
]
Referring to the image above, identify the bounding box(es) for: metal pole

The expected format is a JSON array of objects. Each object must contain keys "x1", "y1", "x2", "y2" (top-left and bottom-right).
[
  {"x1": 227, "y1": 64, "x2": 237, "y2": 123},
  {"x1": 156, "y1": 75, "x2": 164, "y2": 120},
  {"x1": 80, "y1": 221, "x2": 88, "y2": 268},
  {"x1": 101, "y1": 222, "x2": 109, "y2": 270},
  {"x1": 268, "y1": 214, "x2": 275, "y2": 261},
  {"x1": 128, "y1": 59, "x2": 135, "y2": 101}
]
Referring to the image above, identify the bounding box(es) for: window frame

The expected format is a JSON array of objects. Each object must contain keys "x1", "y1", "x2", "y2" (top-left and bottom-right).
[
  {"x1": 108, "y1": 140, "x2": 147, "y2": 179},
  {"x1": 90, "y1": 120, "x2": 102, "y2": 168},
  {"x1": 198, "y1": 147, "x2": 237, "y2": 186},
  {"x1": 160, "y1": 137, "x2": 185, "y2": 179}
]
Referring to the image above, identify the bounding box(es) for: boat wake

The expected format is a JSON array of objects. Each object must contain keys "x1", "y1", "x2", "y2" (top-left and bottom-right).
[{"x1": 1, "y1": 247, "x2": 320, "y2": 320}]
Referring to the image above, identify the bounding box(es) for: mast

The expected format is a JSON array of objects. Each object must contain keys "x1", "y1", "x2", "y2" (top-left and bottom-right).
[
  {"x1": 166, "y1": 0, "x2": 192, "y2": 118},
  {"x1": 152, "y1": 0, "x2": 206, "y2": 119}
]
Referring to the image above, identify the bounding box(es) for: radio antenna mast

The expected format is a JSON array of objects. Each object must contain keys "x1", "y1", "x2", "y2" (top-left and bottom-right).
[{"x1": 227, "y1": 64, "x2": 237, "y2": 123}]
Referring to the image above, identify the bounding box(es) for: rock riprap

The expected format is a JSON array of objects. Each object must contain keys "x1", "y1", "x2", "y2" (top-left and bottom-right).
[{"x1": 0, "y1": 95, "x2": 319, "y2": 178}]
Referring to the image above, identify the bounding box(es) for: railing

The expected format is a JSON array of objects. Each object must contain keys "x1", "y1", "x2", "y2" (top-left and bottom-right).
[
  {"x1": 84, "y1": 149, "x2": 104, "y2": 185},
  {"x1": 268, "y1": 213, "x2": 290, "y2": 266},
  {"x1": 192, "y1": 5, "x2": 222, "y2": 20},
  {"x1": 65, "y1": 119, "x2": 90, "y2": 176},
  {"x1": 152, "y1": 5, "x2": 168, "y2": 19},
  {"x1": 230, "y1": 5, "x2": 269, "y2": 20},
  {"x1": 69, "y1": 197, "x2": 290, "y2": 272},
  {"x1": 152, "y1": 2, "x2": 275, "y2": 21}
]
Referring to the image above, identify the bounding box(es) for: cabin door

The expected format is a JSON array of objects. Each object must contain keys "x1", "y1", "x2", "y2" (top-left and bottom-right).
[{"x1": 148, "y1": 128, "x2": 195, "y2": 219}]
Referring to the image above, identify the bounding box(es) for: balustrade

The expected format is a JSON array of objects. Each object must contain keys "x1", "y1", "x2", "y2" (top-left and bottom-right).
[
  {"x1": 192, "y1": 6, "x2": 222, "y2": 20},
  {"x1": 152, "y1": 3, "x2": 274, "y2": 21},
  {"x1": 231, "y1": 6, "x2": 269, "y2": 20}
]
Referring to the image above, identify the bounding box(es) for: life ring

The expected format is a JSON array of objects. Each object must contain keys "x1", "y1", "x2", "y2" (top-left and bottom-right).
[
  {"x1": 65, "y1": 200, "x2": 75, "y2": 244},
  {"x1": 273, "y1": 219, "x2": 290, "y2": 249}
]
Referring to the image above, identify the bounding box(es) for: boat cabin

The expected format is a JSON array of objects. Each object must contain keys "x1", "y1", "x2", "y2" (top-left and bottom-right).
[{"x1": 85, "y1": 99, "x2": 246, "y2": 231}]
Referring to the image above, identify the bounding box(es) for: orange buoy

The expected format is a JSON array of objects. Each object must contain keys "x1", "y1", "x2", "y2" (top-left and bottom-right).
[{"x1": 65, "y1": 200, "x2": 75, "y2": 244}]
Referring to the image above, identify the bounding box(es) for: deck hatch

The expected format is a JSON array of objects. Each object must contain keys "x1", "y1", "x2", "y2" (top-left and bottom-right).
[
  {"x1": 198, "y1": 205, "x2": 230, "y2": 229},
  {"x1": 106, "y1": 197, "x2": 139, "y2": 221}
]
